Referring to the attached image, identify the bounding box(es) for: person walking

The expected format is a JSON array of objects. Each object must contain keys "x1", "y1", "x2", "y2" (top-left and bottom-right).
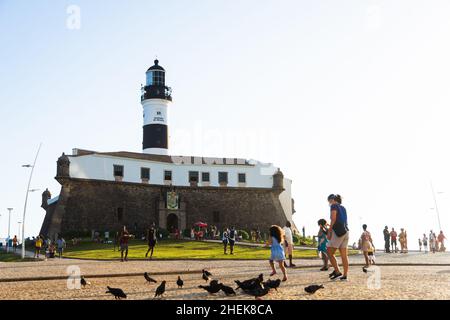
[
  {"x1": 34, "y1": 236, "x2": 43, "y2": 258},
  {"x1": 383, "y1": 226, "x2": 391, "y2": 253},
  {"x1": 418, "y1": 238, "x2": 422, "y2": 252},
  {"x1": 222, "y1": 228, "x2": 229, "y2": 254},
  {"x1": 360, "y1": 224, "x2": 375, "y2": 268},
  {"x1": 399, "y1": 228, "x2": 406, "y2": 253},
  {"x1": 317, "y1": 219, "x2": 329, "y2": 271},
  {"x1": 145, "y1": 223, "x2": 157, "y2": 259},
  {"x1": 228, "y1": 226, "x2": 236, "y2": 255},
  {"x1": 268, "y1": 225, "x2": 288, "y2": 281},
  {"x1": 429, "y1": 230, "x2": 436, "y2": 254},
  {"x1": 56, "y1": 236, "x2": 66, "y2": 259},
  {"x1": 283, "y1": 221, "x2": 296, "y2": 268},
  {"x1": 119, "y1": 226, "x2": 132, "y2": 262},
  {"x1": 390, "y1": 228, "x2": 398, "y2": 253},
  {"x1": 437, "y1": 231, "x2": 446, "y2": 252},
  {"x1": 423, "y1": 234, "x2": 428, "y2": 253},
  {"x1": 326, "y1": 194, "x2": 350, "y2": 281},
  {"x1": 12, "y1": 235, "x2": 18, "y2": 252}
]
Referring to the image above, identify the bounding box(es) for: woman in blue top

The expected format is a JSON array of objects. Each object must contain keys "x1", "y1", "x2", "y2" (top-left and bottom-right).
[
  {"x1": 327, "y1": 194, "x2": 350, "y2": 281},
  {"x1": 268, "y1": 225, "x2": 288, "y2": 282},
  {"x1": 317, "y1": 219, "x2": 329, "y2": 271}
]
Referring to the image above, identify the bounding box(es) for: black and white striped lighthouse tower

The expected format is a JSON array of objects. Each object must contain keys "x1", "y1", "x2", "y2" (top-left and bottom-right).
[{"x1": 141, "y1": 59, "x2": 172, "y2": 155}]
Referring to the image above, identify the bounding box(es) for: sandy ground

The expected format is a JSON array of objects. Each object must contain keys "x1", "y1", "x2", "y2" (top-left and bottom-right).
[{"x1": 1, "y1": 252, "x2": 449, "y2": 300}]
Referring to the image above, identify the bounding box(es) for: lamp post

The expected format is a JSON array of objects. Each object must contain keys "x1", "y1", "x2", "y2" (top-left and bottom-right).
[
  {"x1": 6, "y1": 208, "x2": 13, "y2": 252},
  {"x1": 17, "y1": 222, "x2": 22, "y2": 244},
  {"x1": 21, "y1": 143, "x2": 42, "y2": 259},
  {"x1": 430, "y1": 181, "x2": 443, "y2": 231}
]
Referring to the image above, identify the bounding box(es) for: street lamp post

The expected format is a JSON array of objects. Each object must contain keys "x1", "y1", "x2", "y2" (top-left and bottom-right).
[
  {"x1": 17, "y1": 222, "x2": 22, "y2": 244},
  {"x1": 6, "y1": 208, "x2": 13, "y2": 252},
  {"x1": 430, "y1": 181, "x2": 443, "y2": 231},
  {"x1": 21, "y1": 143, "x2": 42, "y2": 259}
]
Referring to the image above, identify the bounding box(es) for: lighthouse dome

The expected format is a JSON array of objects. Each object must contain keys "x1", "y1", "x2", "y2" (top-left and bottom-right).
[{"x1": 147, "y1": 59, "x2": 165, "y2": 72}]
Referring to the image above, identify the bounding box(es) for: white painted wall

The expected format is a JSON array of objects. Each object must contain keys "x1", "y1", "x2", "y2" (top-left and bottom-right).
[{"x1": 68, "y1": 154, "x2": 282, "y2": 188}]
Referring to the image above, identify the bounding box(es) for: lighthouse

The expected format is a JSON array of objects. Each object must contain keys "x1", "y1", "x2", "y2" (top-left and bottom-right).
[{"x1": 141, "y1": 59, "x2": 172, "y2": 155}]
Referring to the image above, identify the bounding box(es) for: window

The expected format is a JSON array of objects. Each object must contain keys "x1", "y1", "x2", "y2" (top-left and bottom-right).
[
  {"x1": 213, "y1": 211, "x2": 220, "y2": 223},
  {"x1": 153, "y1": 71, "x2": 165, "y2": 85},
  {"x1": 189, "y1": 171, "x2": 199, "y2": 183},
  {"x1": 164, "y1": 170, "x2": 172, "y2": 181},
  {"x1": 113, "y1": 165, "x2": 124, "y2": 177},
  {"x1": 141, "y1": 167, "x2": 150, "y2": 180},
  {"x1": 117, "y1": 208, "x2": 124, "y2": 222},
  {"x1": 202, "y1": 172, "x2": 210, "y2": 182},
  {"x1": 238, "y1": 173, "x2": 246, "y2": 183},
  {"x1": 218, "y1": 172, "x2": 228, "y2": 184}
]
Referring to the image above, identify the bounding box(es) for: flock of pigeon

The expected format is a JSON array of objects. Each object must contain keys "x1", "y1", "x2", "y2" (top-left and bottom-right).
[{"x1": 80, "y1": 269, "x2": 324, "y2": 300}]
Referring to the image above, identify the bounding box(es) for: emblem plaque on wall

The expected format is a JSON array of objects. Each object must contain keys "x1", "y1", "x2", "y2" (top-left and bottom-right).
[{"x1": 166, "y1": 191, "x2": 179, "y2": 210}]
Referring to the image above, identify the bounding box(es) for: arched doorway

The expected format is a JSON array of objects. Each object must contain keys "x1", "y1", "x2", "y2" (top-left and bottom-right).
[{"x1": 167, "y1": 213, "x2": 178, "y2": 233}]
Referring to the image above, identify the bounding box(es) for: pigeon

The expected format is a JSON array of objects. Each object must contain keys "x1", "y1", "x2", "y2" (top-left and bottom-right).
[
  {"x1": 235, "y1": 273, "x2": 264, "y2": 291},
  {"x1": 243, "y1": 286, "x2": 271, "y2": 300},
  {"x1": 220, "y1": 284, "x2": 236, "y2": 296},
  {"x1": 202, "y1": 269, "x2": 212, "y2": 277},
  {"x1": 177, "y1": 276, "x2": 184, "y2": 288},
  {"x1": 144, "y1": 272, "x2": 157, "y2": 284},
  {"x1": 263, "y1": 279, "x2": 281, "y2": 291},
  {"x1": 198, "y1": 282, "x2": 222, "y2": 294},
  {"x1": 202, "y1": 270, "x2": 211, "y2": 282},
  {"x1": 106, "y1": 286, "x2": 127, "y2": 299},
  {"x1": 362, "y1": 267, "x2": 368, "y2": 273},
  {"x1": 154, "y1": 281, "x2": 166, "y2": 298},
  {"x1": 80, "y1": 276, "x2": 91, "y2": 288},
  {"x1": 304, "y1": 284, "x2": 324, "y2": 294}
]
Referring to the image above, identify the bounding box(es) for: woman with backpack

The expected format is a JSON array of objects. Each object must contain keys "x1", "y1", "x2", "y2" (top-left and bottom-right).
[{"x1": 326, "y1": 194, "x2": 350, "y2": 281}]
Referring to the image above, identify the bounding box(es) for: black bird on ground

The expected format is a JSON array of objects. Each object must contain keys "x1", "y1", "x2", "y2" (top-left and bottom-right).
[
  {"x1": 362, "y1": 267, "x2": 368, "y2": 273},
  {"x1": 106, "y1": 286, "x2": 127, "y2": 299},
  {"x1": 198, "y1": 281, "x2": 222, "y2": 295},
  {"x1": 263, "y1": 279, "x2": 281, "y2": 291},
  {"x1": 220, "y1": 284, "x2": 237, "y2": 296},
  {"x1": 235, "y1": 273, "x2": 264, "y2": 291},
  {"x1": 177, "y1": 276, "x2": 184, "y2": 288},
  {"x1": 243, "y1": 286, "x2": 271, "y2": 300},
  {"x1": 202, "y1": 270, "x2": 211, "y2": 282},
  {"x1": 304, "y1": 284, "x2": 324, "y2": 294},
  {"x1": 80, "y1": 276, "x2": 91, "y2": 288},
  {"x1": 202, "y1": 269, "x2": 212, "y2": 277},
  {"x1": 144, "y1": 272, "x2": 157, "y2": 284},
  {"x1": 154, "y1": 281, "x2": 166, "y2": 298}
]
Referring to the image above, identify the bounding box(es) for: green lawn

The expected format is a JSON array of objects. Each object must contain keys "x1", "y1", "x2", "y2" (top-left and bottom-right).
[
  {"x1": 0, "y1": 250, "x2": 34, "y2": 262},
  {"x1": 63, "y1": 239, "x2": 325, "y2": 260}
]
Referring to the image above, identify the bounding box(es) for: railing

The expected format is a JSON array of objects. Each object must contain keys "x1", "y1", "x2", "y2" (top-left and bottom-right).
[{"x1": 141, "y1": 85, "x2": 172, "y2": 101}]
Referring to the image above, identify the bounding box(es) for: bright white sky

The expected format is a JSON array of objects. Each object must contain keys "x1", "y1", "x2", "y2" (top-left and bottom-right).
[{"x1": 0, "y1": 0, "x2": 449, "y2": 250}]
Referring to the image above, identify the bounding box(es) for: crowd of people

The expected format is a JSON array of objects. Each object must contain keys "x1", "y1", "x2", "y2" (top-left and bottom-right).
[
  {"x1": 419, "y1": 231, "x2": 446, "y2": 253},
  {"x1": 31, "y1": 235, "x2": 66, "y2": 259}
]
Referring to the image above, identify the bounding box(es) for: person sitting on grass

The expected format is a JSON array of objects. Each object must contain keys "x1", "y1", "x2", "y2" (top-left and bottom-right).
[{"x1": 268, "y1": 225, "x2": 288, "y2": 282}]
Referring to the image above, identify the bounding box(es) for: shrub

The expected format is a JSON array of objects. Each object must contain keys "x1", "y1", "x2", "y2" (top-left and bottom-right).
[
  {"x1": 238, "y1": 230, "x2": 250, "y2": 240},
  {"x1": 292, "y1": 234, "x2": 300, "y2": 244},
  {"x1": 158, "y1": 228, "x2": 169, "y2": 239}
]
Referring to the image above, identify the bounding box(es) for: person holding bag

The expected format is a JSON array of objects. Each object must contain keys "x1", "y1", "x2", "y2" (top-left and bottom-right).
[{"x1": 326, "y1": 194, "x2": 350, "y2": 281}]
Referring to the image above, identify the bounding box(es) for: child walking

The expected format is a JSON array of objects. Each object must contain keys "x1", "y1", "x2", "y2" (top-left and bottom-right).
[
  {"x1": 268, "y1": 225, "x2": 288, "y2": 282},
  {"x1": 317, "y1": 219, "x2": 329, "y2": 271}
]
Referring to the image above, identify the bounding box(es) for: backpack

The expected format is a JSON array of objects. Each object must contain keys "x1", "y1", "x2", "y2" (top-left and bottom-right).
[
  {"x1": 229, "y1": 229, "x2": 236, "y2": 240},
  {"x1": 332, "y1": 205, "x2": 348, "y2": 237}
]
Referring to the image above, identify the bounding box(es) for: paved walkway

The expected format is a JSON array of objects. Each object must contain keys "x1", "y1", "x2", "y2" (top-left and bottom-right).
[{"x1": 0, "y1": 250, "x2": 449, "y2": 300}]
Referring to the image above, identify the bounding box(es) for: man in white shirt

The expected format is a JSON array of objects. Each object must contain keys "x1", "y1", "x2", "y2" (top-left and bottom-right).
[{"x1": 283, "y1": 221, "x2": 296, "y2": 267}]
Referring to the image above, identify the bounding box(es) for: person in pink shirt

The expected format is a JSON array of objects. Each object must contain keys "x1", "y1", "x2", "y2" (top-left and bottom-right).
[{"x1": 390, "y1": 228, "x2": 398, "y2": 253}]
